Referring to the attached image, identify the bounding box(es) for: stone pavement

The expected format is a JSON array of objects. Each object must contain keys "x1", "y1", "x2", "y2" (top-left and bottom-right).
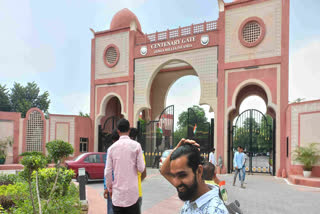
[
  {"x1": 87, "y1": 168, "x2": 320, "y2": 214},
  {"x1": 223, "y1": 173, "x2": 320, "y2": 214}
]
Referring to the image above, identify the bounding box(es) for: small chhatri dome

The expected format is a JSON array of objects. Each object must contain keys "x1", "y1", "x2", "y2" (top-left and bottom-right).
[{"x1": 110, "y1": 8, "x2": 142, "y2": 31}]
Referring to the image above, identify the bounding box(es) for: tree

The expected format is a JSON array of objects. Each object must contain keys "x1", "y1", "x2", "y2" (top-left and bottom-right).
[
  {"x1": 20, "y1": 152, "x2": 48, "y2": 214},
  {"x1": 0, "y1": 84, "x2": 11, "y2": 112},
  {"x1": 10, "y1": 82, "x2": 50, "y2": 117},
  {"x1": 233, "y1": 114, "x2": 273, "y2": 153},
  {"x1": 177, "y1": 105, "x2": 208, "y2": 128},
  {"x1": 79, "y1": 111, "x2": 90, "y2": 117},
  {"x1": 291, "y1": 98, "x2": 305, "y2": 103},
  {"x1": 174, "y1": 105, "x2": 210, "y2": 146},
  {"x1": 45, "y1": 140, "x2": 74, "y2": 206}
]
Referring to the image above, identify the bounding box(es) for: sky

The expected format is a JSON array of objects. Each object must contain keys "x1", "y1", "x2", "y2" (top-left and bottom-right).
[{"x1": 1, "y1": 0, "x2": 320, "y2": 124}]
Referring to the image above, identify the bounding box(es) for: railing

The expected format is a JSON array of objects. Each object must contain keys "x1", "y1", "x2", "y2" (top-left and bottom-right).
[{"x1": 136, "y1": 20, "x2": 218, "y2": 45}]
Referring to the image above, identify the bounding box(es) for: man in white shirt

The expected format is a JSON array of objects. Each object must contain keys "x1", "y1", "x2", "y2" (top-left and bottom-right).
[
  {"x1": 209, "y1": 148, "x2": 216, "y2": 166},
  {"x1": 160, "y1": 139, "x2": 228, "y2": 213}
]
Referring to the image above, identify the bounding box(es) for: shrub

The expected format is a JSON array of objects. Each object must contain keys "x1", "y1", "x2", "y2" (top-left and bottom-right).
[
  {"x1": 35, "y1": 167, "x2": 75, "y2": 199},
  {"x1": 44, "y1": 183, "x2": 81, "y2": 214},
  {"x1": 0, "y1": 182, "x2": 30, "y2": 212},
  {"x1": 46, "y1": 140, "x2": 74, "y2": 165},
  {"x1": 0, "y1": 174, "x2": 19, "y2": 186}
]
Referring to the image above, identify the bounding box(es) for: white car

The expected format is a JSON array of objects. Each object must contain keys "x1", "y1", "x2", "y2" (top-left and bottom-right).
[{"x1": 159, "y1": 149, "x2": 173, "y2": 169}]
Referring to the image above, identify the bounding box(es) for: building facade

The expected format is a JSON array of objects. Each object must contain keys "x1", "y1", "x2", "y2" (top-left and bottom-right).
[{"x1": 1, "y1": 0, "x2": 320, "y2": 177}]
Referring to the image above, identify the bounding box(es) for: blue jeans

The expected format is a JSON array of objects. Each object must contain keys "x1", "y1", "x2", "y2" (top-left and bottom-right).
[
  {"x1": 107, "y1": 192, "x2": 113, "y2": 214},
  {"x1": 234, "y1": 168, "x2": 245, "y2": 185},
  {"x1": 239, "y1": 167, "x2": 246, "y2": 181}
]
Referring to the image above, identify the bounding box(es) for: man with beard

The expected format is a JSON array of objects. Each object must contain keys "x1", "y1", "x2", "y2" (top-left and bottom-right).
[{"x1": 160, "y1": 139, "x2": 228, "y2": 213}]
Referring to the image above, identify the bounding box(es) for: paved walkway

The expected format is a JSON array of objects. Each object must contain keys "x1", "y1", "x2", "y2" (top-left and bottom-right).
[
  {"x1": 85, "y1": 168, "x2": 320, "y2": 214},
  {"x1": 224, "y1": 173, "x2": 320, "y2": 214}
]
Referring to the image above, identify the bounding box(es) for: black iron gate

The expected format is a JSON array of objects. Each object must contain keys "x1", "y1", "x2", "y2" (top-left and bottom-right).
[
  {"x1": 98, "y1": 116, "x2": 119, "y2": 152},
  {"x1": 137, "y1": 105, "x2": 174, "y2": 167},
  {"x1": 230, "y1": 109, "x2": 275, "y2": 175},
  {"x1": 187, "y1": 107, "x2": 214, "y2": 156}
]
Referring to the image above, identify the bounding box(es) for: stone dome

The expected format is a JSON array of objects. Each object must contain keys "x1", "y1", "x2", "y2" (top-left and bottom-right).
[{"x1": 110, "y1": 8, "x2": 142, "y2": 31}]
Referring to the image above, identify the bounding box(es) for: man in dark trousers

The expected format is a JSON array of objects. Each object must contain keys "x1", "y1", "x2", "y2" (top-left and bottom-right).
[{"x1": 105, "y1": 119, "x2": 145, "y2": 214}]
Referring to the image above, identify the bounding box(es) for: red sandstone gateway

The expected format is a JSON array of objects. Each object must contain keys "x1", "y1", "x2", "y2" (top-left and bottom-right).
[{"x1": 66, "y1": 152, "x2": 106, "y2": 183}]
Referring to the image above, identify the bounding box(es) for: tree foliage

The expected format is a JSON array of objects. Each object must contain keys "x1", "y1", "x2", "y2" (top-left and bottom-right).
[
  {"x1": 233, "y1": 114, "x2": 273, "y2": 154},
  {"x1": 79, "y1": 111, "x2": 90, "y2": 117},
  {"x1": 46, "y1": 140, "x2": 74, "y2": 165},
  {"x1": 10, "y1": 82, "x2": 50, "y2": 117},
  {"x1": 0, "y1": 85, "x2": 11, "y2": 112},
  {"x1": 174, "y1": 105, "x2": 210, "y2": 148},
  {"x1": 0, "y1": 82, "x2": 50, "y2": 117}
]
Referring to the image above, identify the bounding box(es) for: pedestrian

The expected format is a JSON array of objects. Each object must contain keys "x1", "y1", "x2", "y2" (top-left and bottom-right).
[
  {"x1": 233, "y1": 146, "x2": 245, "y2": 188},
  {"x1": 160, "y1": 138, "x2": 228, "y2": 213},
  {"x1": 209, "y1": 148, "x2": 217, "y2": 166},
  {"x1": 129, "y1": 128, "x2": 147, "y2": 211},
  {"x1": 203, "y1": 163, "x2": 244, "y2": 214},
  {"x1": 241, "y1": 149, "x2": 247, "y2": 183},
  {"x1": 202, "y1": 162, "x2": 228, "y2": 202},
  {"x1": 105, "y1": 119, "x2": 145, "y2": 214},
  {"x1": 152, "y1": 146, "x2": 160, "y2": 168},
  {"x1": 104, "y1": 129, "x2": 120, "y2": 214}
]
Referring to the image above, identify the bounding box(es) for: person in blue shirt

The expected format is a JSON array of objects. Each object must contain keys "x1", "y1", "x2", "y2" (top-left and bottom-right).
[
  {"x1": 103, "y1": 129, "x2": 119, "y2": 214},
  {"x1": 233, "y1": 146, "x2": 245, "y2": 188},
  {"x1": 160, "y1": 139, "x2": 228, "y2": 214}
]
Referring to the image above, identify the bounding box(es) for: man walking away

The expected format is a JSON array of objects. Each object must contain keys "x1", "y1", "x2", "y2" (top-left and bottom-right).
[
  {"x1": 233, "y1": 146, "x2": 245, "y2": 188},
  {"x1": 105, "y1": 119, "x2": 145, "y2": 214},
  {"x1": 104, "y1": 129, "x2": 119, "y2": 214}
]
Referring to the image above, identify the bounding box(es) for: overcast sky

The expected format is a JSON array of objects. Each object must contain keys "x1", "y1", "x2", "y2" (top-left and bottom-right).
[{"x1": 1, "y1": 0, "x2": 320, "y2": 124}]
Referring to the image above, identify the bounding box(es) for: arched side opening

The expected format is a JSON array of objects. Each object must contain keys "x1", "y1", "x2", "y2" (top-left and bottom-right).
[
  {"x1": 95, "y1": 94, "x2": 125, "y2": 152},
  {"x1": 227, "y1": 84, "x2": 276, "y2": 175}
]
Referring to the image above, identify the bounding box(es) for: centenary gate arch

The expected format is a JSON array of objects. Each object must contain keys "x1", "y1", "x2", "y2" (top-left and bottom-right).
[
  {"x1": 90, "y1": 0, "x2": 290, "y2": 175},
  {"x1": 229, "y1": 109, "x2": 275, "y2": 175}
]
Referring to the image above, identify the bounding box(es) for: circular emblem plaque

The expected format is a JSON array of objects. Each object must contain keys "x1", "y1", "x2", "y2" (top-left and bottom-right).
[
  {"x1": 140, "y1": 46, "x2": 147, "y2": 55},
  {"x1": 201, "y1": 35, "x2": 209, "y2": 46}
]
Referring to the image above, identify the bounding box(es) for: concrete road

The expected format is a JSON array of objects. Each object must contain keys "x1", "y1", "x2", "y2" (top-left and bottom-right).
[{"x1": 87, "y1": 167, "x2": 320, "y2": 214}]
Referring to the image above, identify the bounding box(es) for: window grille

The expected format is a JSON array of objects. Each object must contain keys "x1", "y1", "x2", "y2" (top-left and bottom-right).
[
  {"x1": 26, "y1": 111, "x2": 44, "y2": 152},
  {"x1": 106, "y1": 47, "x2": 117, "y2": 65},
  {"x1": 242, "y1": 21, "x2": 261, "y2": 43}
]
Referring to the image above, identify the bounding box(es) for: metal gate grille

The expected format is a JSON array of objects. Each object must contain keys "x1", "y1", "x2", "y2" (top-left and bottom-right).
[
  {"x1": 138, "y1": 105, "x2": 174, "y2": 167},
  {"x1": 99, "y1": 116, "x2": 119, "y2": 152},
  {"x1": 231, "y1": 109, "x2": 274, "y2": 174}
]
